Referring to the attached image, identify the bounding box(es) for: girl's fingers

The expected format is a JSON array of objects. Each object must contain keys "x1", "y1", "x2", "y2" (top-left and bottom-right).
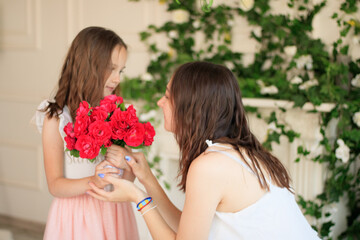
[
  {"x1": 86, "y1": 190, "x2": 108, "y2": 201},
  {"x1": 88, "y1": 182, "x2": 109, "y2": 197},
  {"x1": 97, "y1": 160, "x2": 113, "y2": 169},
  {"x1": 105, "y1": 150, "x2": 122, "y2": 156},
  {"x1": 103, "y1": 175, "x2": 120, "y2": 185},
  {"x1": 97, "y1": 168, "x2": 120, "y2": 175}
]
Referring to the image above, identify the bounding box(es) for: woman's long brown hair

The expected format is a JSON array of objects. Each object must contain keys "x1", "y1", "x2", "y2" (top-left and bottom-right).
[
  {"x1": 44, "y1": 26, "x2": 127, "y2": 120},
  {"x1": 170, "y1": 61, "x2": 292, "y2": 192}
]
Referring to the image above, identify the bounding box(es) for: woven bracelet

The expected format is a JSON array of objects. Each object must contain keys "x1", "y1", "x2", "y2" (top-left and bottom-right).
[{"x1": 136, "y1": 197, "x2": 152, "y2": 211}]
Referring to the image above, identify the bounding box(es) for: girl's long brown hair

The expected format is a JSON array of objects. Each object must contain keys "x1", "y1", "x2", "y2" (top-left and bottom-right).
[
  {"x1": 170, "y1": 61, "x2": 292, "y2": 192},
  {"x1": 44, "y1": 26, "x2": 127, "y2": 120}
]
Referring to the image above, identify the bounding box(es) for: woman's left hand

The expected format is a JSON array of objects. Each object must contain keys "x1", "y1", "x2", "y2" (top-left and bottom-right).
[{"x1": 87, "y1": 175, "x2": 146, "y2": 203}]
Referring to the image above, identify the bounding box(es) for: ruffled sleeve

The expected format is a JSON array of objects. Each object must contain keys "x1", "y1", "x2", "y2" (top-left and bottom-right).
[
  {"x1": 34, "y1": 100, "x2": 72, "y2": 140},
  {"x1": 34, "y1": 99, "x2": 50, "y2": 134}
]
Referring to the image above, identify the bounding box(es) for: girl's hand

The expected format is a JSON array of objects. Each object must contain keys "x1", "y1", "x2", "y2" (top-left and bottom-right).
[
  {"x1": 105, "y1": 145, "x2": 131, "y2": 171},
  {"x1": 87, "y1": 175, "x2": 147, "y2": 203},
  {"x1": 91, "y1": 160, "x2": 120, "y2": 189}
]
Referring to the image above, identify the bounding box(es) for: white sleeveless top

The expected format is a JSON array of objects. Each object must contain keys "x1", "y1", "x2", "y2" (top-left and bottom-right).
[
  {"x1": 35, "y1": 100, "x2": 106, "y2": 179},
  {"x1": 206, "y1": 143, "x2": 320, "y2": 240}
]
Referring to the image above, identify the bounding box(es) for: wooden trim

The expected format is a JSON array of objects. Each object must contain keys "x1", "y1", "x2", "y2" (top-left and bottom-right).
[{"x1": 0, "y1": 214, "x2": 45, "y2": 234}]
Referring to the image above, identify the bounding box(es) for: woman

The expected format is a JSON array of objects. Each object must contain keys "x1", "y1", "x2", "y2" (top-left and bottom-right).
[{"x1": 88, "y1": 61, "x2": 320, "y2": 240}]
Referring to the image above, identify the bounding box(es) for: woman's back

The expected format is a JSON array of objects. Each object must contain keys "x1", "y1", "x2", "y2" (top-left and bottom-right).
[{"x1": 201, "y1": 142, "x2": 320, "y2": 240}]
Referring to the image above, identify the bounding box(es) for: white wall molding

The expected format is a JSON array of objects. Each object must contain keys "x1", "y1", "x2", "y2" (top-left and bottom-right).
[
  {"x1": 0, "y1": 0, "x2": 41, "y2": 50},
  {"x1": 0, "y1": 140, "x2": 42, "y2": 190},
  {"x1": 243, "y1": 98, "x2": 335, "y2": 112},
  {"x1": 0, "y1": 94, "x2": 43, "y2": 104},
  {"x1": 66, "y1": 0, "x2": 83, "y2": 45}
]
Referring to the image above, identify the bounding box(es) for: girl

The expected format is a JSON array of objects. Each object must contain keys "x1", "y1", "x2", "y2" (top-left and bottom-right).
[
  {"x1": 88, "y1": 61, "x2": 321, "y2": 240},
  {"x1": 35, "y1": 26, "x2": 139, "y2": 240}
]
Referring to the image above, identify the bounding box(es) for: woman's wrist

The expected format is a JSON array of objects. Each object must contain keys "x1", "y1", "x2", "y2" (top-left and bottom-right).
[
  {"x1": 140, "y1": 172, "x2": 157, "y2": 188},
  {"x1": 133, "y1": 188, "x2": 148, "y2": 204}
]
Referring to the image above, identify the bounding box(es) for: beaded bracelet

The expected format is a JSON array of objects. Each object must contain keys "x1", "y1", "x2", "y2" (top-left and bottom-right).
[{"x1": 136, "y1": 197, "x2": 152, "y2": 211}]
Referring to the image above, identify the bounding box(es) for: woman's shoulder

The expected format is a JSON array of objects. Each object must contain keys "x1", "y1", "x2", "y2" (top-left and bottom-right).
[{"x1": 188, "y1": 150, "x2": 237, "y2": 181}]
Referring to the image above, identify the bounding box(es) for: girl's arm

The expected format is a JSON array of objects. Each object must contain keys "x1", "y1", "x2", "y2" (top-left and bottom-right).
[
  {"x1": 88, "y1": 154, "x2": 223, "y2": 240},
  {"x1": 42, "y1": 116, "x2": 119, "y2": 197}
]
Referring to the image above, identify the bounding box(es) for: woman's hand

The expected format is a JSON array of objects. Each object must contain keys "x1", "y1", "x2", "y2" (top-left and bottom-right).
[
  {"x1": 106, "y1": 145, "x2": 154, "y2": 185},
  {"x1": 87, "y1": 175, "x2": 147, "y2": 203},
  {"x1": 125, "y1": 153, "x2": 154, "y2": 185},
  {"x1": 91, "y1": 160, "x2": 120, "y2": 189}
]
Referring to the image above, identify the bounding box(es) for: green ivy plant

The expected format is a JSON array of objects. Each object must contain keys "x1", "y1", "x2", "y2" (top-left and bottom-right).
[{"x1": 123, "y1": 0, "x2": 360, "y2": 238}]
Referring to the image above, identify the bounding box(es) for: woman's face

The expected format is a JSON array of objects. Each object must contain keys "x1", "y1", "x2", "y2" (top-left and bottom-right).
[
  {"x1": 103, "y1": 45, "x2": 127, "y2": 96},
  {"x1": 157, "y1": 80, "x2": 174, "y2": 132}
]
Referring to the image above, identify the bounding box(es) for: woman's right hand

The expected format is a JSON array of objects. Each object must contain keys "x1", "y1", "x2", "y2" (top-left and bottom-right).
[{"x1": 91, "y1": 160, "x2": 121, "y2": 189}]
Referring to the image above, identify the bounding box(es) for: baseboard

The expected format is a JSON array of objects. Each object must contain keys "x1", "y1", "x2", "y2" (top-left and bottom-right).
[{"x1": 0, "y1": 214, "x2": 45, "y2": 234}]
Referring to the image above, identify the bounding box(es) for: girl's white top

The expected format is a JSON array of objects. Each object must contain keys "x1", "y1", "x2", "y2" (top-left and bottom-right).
[
  {"x1": 205, "y1": 141, "x2": 320, "y2": 240},
  {"x1": 35, "y1": 100, "x2": 103, "y2": 179}
]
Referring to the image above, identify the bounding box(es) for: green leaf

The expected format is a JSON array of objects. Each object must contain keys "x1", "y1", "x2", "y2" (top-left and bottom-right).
[
  {"x1": 120, "y1": 103, "x2": 126, "y2": 111},
  {"x1": 70, "y1": 149, "x2": 80, "y2": 158},
  {"x1": 164, "y1": 181, "x2": 171, "y2": 190},
  {"x1": 100, "y1": 146, "x2": 107, "y2": 155},
  {"x1": 292, "y1": 95, "x2": 307, "y2": 108},
  {"x1": 340, "y1": 45, "x2": 349, "y2": 55}
]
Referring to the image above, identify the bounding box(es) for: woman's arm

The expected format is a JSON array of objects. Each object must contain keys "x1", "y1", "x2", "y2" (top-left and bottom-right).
[
  {"x1": 105, "y1": 146, "x2": 182, "y2": 230},
  {"x1": 88, "y1": 153, "x2": 223, "y2": 240},
  {"x1": 42, "y1": 116, "x2": 119, "y2": 197},
  {"x1": 140, "y1": 169, "x2": 182, "y2": 231}
]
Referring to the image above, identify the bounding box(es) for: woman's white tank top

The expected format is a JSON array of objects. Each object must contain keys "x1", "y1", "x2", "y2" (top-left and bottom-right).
[{"x1": 205, "y1": 143, "x2": 320, "y2": 240}]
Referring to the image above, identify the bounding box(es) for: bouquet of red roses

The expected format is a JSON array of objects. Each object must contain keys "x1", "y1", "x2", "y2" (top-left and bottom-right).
[{"x1": 63, "y1": 95, "x2": 156, "y2": 162}]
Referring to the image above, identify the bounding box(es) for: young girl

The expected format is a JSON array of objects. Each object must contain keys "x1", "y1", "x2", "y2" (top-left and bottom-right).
[
  {"x1": 35, "y1": 26, "x2": 139, "y2": 240},
  {"x1": 88, "y1": 61, "x2": 321, "y2": 240}
]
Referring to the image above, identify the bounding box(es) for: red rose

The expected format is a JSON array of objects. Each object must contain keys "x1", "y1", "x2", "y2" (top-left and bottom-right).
[
  {"x1": 74, "y1": 115, "x2": 91, "y2": 137},
  {"x1": 64, "y1": 136, "x2": 76, "y2": 150},
  {"x1": 124, "y1": 105, "x2": 138, "y2": 126},
  {"x1": 143, "y1": 122, "x2": 155, "y2": 146},
  {"x1": 88, "y1": 120, "x2": 112, "y2": 146},
  {"x1": 64, "y1": 122, "x2": 75, "y2": 138},
  {"x1": 100, "y1": 95, "x2": 123, "y2": 113},
  {"x1": 90, "y1": 107, "x2": 108, "y2": 122},
  {"x1": 109, "y1": 108, "x2": 128, "y2": 140},
  {"x1": 76, "y1": 101, "x2": 91, "y2": 116},
  {"x1": 110, "y1": 108, "x2": 128, "y2": 129},
  {"x1": 124, "y1": 122, "x2": 145, "y2": 147},
  {"x1": 104, "y1": 139, "x2": 112, "y2": 148},
  {"x1": 99, "y1": 102, "x2": 117, "y2": 113},
  {"x1": 102, "y1": 94, "x2": 123, "y2": 105},
  {"x1": 75, "y1": 135, "x2": 100, "y2": 159},
  {"x1": 111, "y1": 126, "x2": 127, "y2": 140}
]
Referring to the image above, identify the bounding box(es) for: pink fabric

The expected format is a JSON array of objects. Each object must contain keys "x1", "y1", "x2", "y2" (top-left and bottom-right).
[{"x1": 43, "y1": 194, "x2": 139, "y2": 240}]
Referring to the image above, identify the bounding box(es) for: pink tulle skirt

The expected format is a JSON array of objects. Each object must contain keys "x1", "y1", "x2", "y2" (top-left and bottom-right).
[{"x1": 43, "y1": 194, "x2": 139, "y2": 240}]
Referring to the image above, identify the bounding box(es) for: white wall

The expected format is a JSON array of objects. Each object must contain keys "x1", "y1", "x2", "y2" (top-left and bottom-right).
[{"x1": 0, "y1": 0, "x2": 353, "y2": 239}]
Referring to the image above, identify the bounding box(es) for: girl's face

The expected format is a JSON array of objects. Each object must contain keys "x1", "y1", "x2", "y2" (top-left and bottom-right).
[
  {"x1": 103, "y1": 45, "x2": 127, "y2": 96},
  {"x1": 157, "y1": 80, "x2": 174, "y2": 132}
]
